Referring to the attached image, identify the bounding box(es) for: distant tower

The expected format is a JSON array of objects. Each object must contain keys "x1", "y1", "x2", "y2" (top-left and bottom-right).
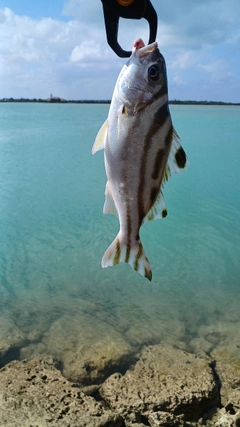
[{"x1": 50, "y1": 93, "x2": 53, "y2": 99}]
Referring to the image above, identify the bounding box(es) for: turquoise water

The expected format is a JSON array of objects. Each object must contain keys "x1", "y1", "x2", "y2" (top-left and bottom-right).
[{"x1": 0, "y1": 103, "x2": 240, "y2": 372}]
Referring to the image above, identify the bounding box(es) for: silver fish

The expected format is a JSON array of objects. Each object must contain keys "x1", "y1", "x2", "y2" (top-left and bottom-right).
[{"x1": 92, "y1": 38, "x2": 187, "y2": 281}]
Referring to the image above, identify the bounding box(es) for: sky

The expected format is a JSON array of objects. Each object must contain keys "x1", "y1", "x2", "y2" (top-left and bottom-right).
[{"x1": 0, "y1": 0, "x2": 240, "y2": 102}]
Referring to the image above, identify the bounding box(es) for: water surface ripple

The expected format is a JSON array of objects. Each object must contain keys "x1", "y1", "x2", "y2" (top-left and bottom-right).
[{"x1": 0, "y1": 103, "x2": 239, "y2": 373}]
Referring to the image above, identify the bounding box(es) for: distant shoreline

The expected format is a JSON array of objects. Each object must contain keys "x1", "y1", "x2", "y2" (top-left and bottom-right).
[{"x1": 0, "y1": 98, "x2": 239, "y2": 106}]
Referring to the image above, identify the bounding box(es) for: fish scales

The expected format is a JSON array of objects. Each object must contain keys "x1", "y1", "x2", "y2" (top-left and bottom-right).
[{"x1": 92, "y1": 38, "x2": 187, "y2": 281}]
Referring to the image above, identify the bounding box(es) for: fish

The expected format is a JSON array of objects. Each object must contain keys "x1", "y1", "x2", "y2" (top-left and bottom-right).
[{"x1": 92, "y1": 38, "x2": 187, "y2": 281}]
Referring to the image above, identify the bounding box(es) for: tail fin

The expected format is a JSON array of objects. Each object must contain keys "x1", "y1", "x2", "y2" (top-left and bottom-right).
[{"x1": 101, "y1": 234, "x2": 152, "y2": 281}]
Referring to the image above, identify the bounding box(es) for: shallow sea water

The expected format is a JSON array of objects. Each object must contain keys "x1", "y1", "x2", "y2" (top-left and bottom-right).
[{"x1": 0, "y1": 103, "x2": 240, "y2": 370}]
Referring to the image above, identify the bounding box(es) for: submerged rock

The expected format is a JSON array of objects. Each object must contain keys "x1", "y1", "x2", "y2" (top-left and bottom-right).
[
  {"x1": 100, "y1": 344, "x2": 219, "y2": 423},
  {"x1": 42, "y1": 314, "x2": 134, "y2": 386},
  {"x1": 204, "y1": 407, "x2": 240, "y2": 427},
  {"x1": 198, "y1": 321, "x2": 240, "y2": 357},
  {"x1": 0, "y1": 356, "x2": 124, "y2": 427},
  {"x1": 0, "y1": 342, "x2": 240, "y2": 426},
  {"x1": 188, "y1": 337, "x2": 213, "y2": 355},
  {"x1": 214, "y1": 408, "x2": 240, "y2": 427},
  {"x1": 211, "y1": 347, "x2": 240, "y2": 414},
  {"x1": 148, "y1": 411, "x2": 195, "y2": 426},
  {"x1": 0, "y1": 316, "x2": 26, "y2": 366}
]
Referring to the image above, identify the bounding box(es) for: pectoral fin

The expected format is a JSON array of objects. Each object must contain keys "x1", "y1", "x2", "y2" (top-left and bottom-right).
[
  {"x1": 163, "y1": 128, "x2": 187, "y2": 184},
  {"x1": 92, "y1": 120, "x2": 108, "y2": 154}
]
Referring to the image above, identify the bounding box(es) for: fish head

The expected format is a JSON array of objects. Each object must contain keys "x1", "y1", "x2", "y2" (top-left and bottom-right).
[{"x1": 116, "y1": 38, "x2": 167, "y2": 114}]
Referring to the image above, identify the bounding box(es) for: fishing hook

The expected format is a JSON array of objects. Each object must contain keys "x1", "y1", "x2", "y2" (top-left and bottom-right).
[{"x1": 101, "y1": 0, "x2": 158, "y2": 57}]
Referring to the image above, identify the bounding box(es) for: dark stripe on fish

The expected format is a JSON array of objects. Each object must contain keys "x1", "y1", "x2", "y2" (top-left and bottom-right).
[
  {"x1": 152, "y1": 83, "x2": 168, "y2": 103},
  {"x1": 145, "y1": 267, "x2": 152, "y2": 281},
  {"x1": 125, "y1": 198, "x2": 132, "y2": 263},
  {"x1": 152, "y1": 127, "x2": 173, "y2": 183},
  {"x1": 154, "y1": 102, "x2": 170, "y2": 129},
  {"x1": 150, "y1": 186, "x2": 159, "y2": 204},
  {"x1": 114, "y1": 239, "x2": 121, "y2": 265},
  {"x1": 152, "y1": 148, "x2": 165, "y2": 180},
  {"x1": 134, "y1": 244, "x2": 143, "y2": 272},
  {"x1": 125, "y1": 244, "x2": 130, "y2": 263},
  {"x1": 164, "y1": 126, "x2": 173, "y2": 147},
  {"x1": 138, "y1": 102, "x2": 170, "y2": 222},
  {"x1": 121, "y1": 125, "x2": 135, "y2": 263}
]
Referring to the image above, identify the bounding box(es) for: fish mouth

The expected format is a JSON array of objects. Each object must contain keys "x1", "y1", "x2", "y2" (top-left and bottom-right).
[{"x1": 133, "y1": 38, "x2": 158, "y2": 58}]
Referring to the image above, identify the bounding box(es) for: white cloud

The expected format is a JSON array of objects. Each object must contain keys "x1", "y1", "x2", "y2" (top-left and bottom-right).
[
  {"x1": 0, "y1": 7, "x2": 115, "y2": 98},
  {"x1": 70, "y1": 42, "x2": 99, "y2": 63},
  {"x1": 153, "y1": 0, "x2": 240, "y2": 49},
  {"x1": 173, "y1": 76, "x2": 187, "y2": 87},
  {"x1": 62, "y1": 0, "x2": 101, "y2": 24},
  {"x1": 1, "y1": 8, "x2": 72, "y2": 64},
  {"x1": 169, "y1": 51, "x2": 199, "y2": 70},
  {"x1": 199, "y1": 59, "x2": 227, "y2": 74},
  {"x1": 0, "y1": 1, "x2": 240, "y2": 101}
]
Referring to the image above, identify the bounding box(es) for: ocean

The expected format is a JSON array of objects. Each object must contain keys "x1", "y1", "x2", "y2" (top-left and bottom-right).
[{"x1": 0, "y1": 102, "x2": 240, "y2": 372}]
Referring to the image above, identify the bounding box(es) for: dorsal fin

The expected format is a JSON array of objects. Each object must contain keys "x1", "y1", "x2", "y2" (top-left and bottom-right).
[
  {"x1": 143, "y1": 128, "x2": 187, "y2": 224},
  {"x1": 143, "y1": 190, "x2": 167, "y2": 224},
  {"x1": 162, "y1": 127, "x2": 187, "y2": 186},
  {"x1": 92, "y1": 120, "x2": 108, "y2": 154}
]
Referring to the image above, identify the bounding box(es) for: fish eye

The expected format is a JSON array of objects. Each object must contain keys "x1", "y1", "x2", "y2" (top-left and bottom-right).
[{"x1": 148, "y1": 65, "x2": 159, "y2": 81}]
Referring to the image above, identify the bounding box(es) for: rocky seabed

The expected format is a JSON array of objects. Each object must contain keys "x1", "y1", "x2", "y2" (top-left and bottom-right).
[
  {"x1": 0, "y1": 303, "x2": 240, "y2": 426},
  {"x1": 0, "y1": 339, "x2": 240, "y2": 427}
]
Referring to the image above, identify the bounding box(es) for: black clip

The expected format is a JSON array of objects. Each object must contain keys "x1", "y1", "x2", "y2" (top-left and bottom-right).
[{"x1": 101, "y1": 0, "x2": 158, "y2": 57}]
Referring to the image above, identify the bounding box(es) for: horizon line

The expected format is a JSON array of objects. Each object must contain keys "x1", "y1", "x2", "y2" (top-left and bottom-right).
[{"x1": 0, "y1": 97, "x2": 239, "y2": 106}]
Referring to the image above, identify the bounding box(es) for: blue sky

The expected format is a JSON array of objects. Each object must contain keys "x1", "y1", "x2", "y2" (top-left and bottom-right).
[{"x1": 0, "y1": 0, "x2": 239, "y2": 101}]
